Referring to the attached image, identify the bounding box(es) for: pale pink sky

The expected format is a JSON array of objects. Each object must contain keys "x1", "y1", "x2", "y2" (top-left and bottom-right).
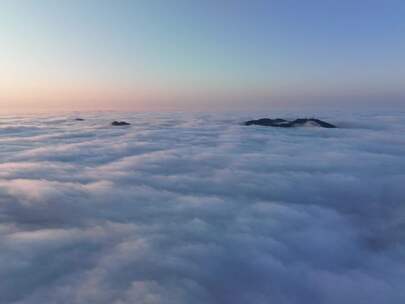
[{"x1": 1, "y1": 1, "x2": 404, "y2": 113}]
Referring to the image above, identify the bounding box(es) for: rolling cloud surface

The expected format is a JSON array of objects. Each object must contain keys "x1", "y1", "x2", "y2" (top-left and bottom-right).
[{"x1": 1, "y1": 111, "x2": 405, "y2": 303}]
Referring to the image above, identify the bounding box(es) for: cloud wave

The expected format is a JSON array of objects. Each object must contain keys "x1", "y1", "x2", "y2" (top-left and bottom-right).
[{"x1": 1, "y1": 112, "x2": 405, "y2": 303}]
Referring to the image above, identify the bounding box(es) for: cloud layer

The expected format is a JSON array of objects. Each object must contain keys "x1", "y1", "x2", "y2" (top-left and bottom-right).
[{"x1": 1, "y1": 111, "x2": 405, "y2": 303}]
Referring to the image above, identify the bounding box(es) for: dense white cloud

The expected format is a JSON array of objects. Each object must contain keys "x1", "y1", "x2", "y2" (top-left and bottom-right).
[{"x1": 1, "y1": 111, "x2": 405, "y2": 303}]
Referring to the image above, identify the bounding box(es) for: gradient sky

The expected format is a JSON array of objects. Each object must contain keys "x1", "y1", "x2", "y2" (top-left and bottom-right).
[{"x1": 1, "y1": 0, "x2": 404, "y2": 112}]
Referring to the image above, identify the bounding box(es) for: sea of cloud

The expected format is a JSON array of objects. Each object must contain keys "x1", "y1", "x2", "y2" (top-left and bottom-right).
[{"x1": 1, "y1": 110, "x2": 405, "y2": 304}]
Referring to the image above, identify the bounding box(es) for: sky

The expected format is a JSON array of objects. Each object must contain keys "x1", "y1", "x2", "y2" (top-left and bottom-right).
[{"x1": 0, "y1": 0, "x2": 404, "y2": 113}]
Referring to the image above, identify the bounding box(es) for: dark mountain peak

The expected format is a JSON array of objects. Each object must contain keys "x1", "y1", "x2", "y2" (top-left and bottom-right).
[
  {"x1": 244, "y1": 118, "x2": 336, "y2": 128},
  {"x1": 111, "y1": 121, "x2": 131, "y2": 126}
]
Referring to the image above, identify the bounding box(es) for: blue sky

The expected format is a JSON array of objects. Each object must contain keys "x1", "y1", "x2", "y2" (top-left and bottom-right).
[{"x1": 0, "y1": 0, "x2": 404, "y2": 111}]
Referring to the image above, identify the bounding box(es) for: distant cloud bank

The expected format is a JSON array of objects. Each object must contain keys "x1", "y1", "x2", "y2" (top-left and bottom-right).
[{"x1": 1, "y1": 111, "x2": 405, "y2": 303}]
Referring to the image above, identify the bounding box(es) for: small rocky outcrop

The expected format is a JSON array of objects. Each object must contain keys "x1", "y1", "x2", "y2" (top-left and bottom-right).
[
  {"x1": 244, "y1": 118, "x2": 336, "y2": 128},
  {"x1": 111, "y1": 121, "x2": 131, "y2": 126}
]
